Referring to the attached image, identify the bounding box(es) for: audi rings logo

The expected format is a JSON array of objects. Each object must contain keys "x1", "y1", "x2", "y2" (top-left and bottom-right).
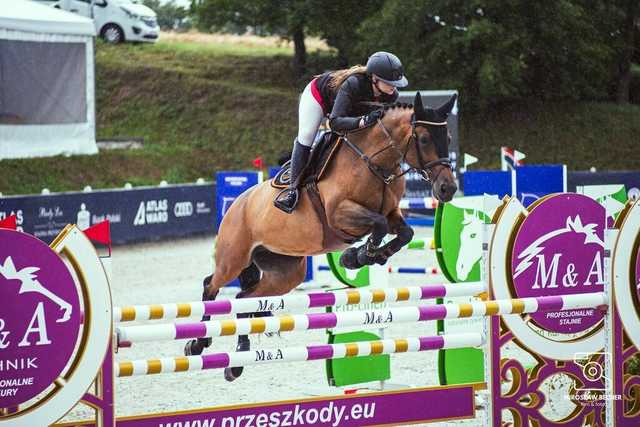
[{"x1": 174, "y1": 202, "x2": 193, "y2": 217}]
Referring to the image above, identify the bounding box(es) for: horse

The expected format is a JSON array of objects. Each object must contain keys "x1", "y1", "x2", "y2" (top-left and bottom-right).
[{"x1": 185, "y1": 92, "x2": 458, "y2": 381}]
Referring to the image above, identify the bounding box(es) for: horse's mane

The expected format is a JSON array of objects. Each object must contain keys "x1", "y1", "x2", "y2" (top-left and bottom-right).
[{"x1": 383, "y1": 102, "x2": 414, "y2": 111}]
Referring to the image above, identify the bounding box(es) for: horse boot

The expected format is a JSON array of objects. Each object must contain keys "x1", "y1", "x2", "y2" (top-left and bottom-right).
[
  {"x1": 274, "y1": 139, "x2": 311, "y2": 214},
  {"x1": 224, "y1": 312, "x2": 252, "y2": 382},
  {"x1": 184, "y1": 274, "x2": 217, "y2": 356}
]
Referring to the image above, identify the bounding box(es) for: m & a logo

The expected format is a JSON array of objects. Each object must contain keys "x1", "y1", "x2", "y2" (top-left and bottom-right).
[
  {"x1": 510, "y1": 193, "x2": 606, "y2": 334},
  {"x1": 514, "y1": 215, "x2": 606, "y2": 290}
]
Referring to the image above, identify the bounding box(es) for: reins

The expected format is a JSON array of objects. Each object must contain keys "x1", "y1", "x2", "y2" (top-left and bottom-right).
[{"x1": 341, "y1": 115, "x2": 452, "y2": 186}]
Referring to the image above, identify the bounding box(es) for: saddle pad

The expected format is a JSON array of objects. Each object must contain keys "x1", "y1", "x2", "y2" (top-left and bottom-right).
[{"x1": 270, "y1": 135, "x2": 343, "y2": 189}]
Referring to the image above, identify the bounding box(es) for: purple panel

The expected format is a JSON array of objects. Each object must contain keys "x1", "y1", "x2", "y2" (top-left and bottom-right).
[
  {"x1": 97, "y1": 386, "x2": 476, "y2": 427},
  {"x1": 511, "y1": 193, "x2": 606, "y2": 333},
  {"x1": 175, "y1": 322, "x2": 207, "y2": 339},
  {"x1": 0, "y1": 229, "x2": 82, "y2": 408},
  {"x1": 418, "y1": 305, "x2": 447, "y2": 321},
  {"x1": 307, "y1": 292, "x2": 337, "y2": 308},
  {"x1": 202, "y1": 353, "x2": 231, "y2": 370},
  {"x1": 306, "y1": 345, "x2": 334, "y2": 360},
  {"x1": 636, "y1": 247, "x2": 640, "y2": 302},
  {"x1": 307, "y1": 313, "x2": 337, "y2": 329},
  {"x1": 204, "y1": 300, "x2": 232, "y2": 316},
  {"x1": 420, "y1": 285, "x2": 446, "y2": 299}
]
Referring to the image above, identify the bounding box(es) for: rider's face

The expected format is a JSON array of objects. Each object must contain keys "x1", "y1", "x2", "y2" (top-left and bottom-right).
[{"x1": 372, "y1": 77, "x2": 396, "y2": 96}]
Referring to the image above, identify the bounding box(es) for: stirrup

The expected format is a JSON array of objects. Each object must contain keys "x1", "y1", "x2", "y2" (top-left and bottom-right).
[{"x1": 274, "y1": 188, "x2": 299, "y2": 214}]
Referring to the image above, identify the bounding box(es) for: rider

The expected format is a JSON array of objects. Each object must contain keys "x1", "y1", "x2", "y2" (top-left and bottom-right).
[{"x1": 274, "y1": 51, "x2": 409, "y2": 213}]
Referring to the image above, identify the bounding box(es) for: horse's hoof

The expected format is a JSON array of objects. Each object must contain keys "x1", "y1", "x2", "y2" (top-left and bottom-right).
[
  {"x1": 356, "y1": 246, "x2": 376, "y2": 266},
  {"x1": 374, "y1": 254, "x2": 388, "y2": 265},
  {"x1": 184, "y1": 339, "x2": 203, "y2": 356},
  {"x1": 339, "y1": 247, "x2": 362, "y2": 269},
  {"x1": 224, "y1": 366, "x2": 243, "y2": 382}
]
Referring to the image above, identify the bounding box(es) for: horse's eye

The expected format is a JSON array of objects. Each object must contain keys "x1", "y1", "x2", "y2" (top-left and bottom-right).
[{"x1": 470, "y1": 233, "x2": 477, "y2": 238}]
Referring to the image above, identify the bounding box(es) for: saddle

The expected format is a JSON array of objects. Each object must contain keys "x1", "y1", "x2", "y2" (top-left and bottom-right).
[
  {"x1": 271, "y1": 131, "x2": 343, "y2": 190},
  {"x1": 270, "y1": 132, "x2": 360, "y2": 245}
]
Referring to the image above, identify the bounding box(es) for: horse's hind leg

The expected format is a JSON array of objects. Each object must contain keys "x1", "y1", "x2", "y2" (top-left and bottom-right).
[
  {"x1": 184, "y1": 261, "x2": 259, "y2": 356},
  {"x1": 223, "y1": 247, "x2": 306, "y2": 382},
  {"x1": 184, "y1": 236, "x2": 254, "y2": 356}
]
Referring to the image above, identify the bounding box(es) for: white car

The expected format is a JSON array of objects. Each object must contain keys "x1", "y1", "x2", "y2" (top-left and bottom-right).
[{"x1": 55, "y1": 0, "x2": 159, "y2": 43}]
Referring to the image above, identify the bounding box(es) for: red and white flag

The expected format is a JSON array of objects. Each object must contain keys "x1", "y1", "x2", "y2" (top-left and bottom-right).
[{"x1": 501, "y1": 147, "x2": 525, "y2": 171}]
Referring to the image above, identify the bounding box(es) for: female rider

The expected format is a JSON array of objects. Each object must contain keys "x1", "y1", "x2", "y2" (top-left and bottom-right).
[{"x1": 274, "y1": 51, "x2": 409, "y2": 213}]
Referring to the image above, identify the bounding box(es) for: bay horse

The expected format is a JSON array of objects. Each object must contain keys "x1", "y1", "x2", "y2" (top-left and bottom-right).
[{"x1": 185, "y1": 92, "x2": 458, "y2": 381}]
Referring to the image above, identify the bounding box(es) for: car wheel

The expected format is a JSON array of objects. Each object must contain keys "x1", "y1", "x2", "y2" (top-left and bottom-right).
[{"x1": 101, "y1": 24, "x2": 124, "y2": 44}]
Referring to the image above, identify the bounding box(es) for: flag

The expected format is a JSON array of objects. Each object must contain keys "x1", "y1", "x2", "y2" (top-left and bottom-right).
[
  {"x1": 83, "y1": 220, "x2": 112, "y2": 255},
  {"x1": 501, "y1": 147, "x2": 525, "y2": 171},
  {"x1": 460, "y1": 153, "x2": 478, "y2": 173},
  {"x1": 252, "y1": 157, "x2": 264, "y2": 169},
  {"x1": 0, "y1": 215, "x2": 17, "y2": 230}
]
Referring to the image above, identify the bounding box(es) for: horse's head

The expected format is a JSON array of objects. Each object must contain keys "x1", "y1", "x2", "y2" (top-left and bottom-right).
[{"x1": 406, "y1": 92, "x2": 458, "y2": 202}]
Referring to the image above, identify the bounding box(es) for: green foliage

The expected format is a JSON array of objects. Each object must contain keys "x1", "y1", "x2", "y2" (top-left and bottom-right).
[
  {"x1": 357, "y1": 0, "x2": 622, "y2": 110},
  {"x1": 194, "y1": 0, "x2": 303, "y2": 36},
  {"x1": 305, "y1": 0, "x2": 383, "y2": 65},
  {"x1": 142, "y1": 0, "x2": 189, "y2": 30}
]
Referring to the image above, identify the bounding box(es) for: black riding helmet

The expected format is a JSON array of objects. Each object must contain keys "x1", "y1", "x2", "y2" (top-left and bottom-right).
[{"x1": 366, "y1": 51, "x2": 408, "y2": 88}]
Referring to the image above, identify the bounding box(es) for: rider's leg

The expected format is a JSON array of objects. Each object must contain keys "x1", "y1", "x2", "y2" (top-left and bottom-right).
[{"x1": 274, "y1": 80, "x2": 324, "y2": 213}]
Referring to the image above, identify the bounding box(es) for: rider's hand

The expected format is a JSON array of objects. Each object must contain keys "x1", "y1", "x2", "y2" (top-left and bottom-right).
[{"x1": 361, "y1": 109, "x2": 384, "y2": 127}]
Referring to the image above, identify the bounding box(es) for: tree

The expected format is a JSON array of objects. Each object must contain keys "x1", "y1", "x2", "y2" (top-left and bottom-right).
[
  {"x1": 357, "y1": 0, "x2": 621, "y2": 110},
  {"x1": 194, "y1": 0, "x2": 309, "y2": 76},
  {"x1": 305, "y1": 0, "x2": 384, "y2": 67},
  {"x1": 143, "y1": 0, "x2": 188, "y2": 30},
  {"x1": 613, "y1": 0, "x2": 639, "y2": 103}
]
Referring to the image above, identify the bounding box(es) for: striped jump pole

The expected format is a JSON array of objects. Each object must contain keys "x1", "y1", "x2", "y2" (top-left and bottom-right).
[
  {"x1": 116, "y1": 333, "x2": 484, "y2": 377},
  {"x1": 116, "y1": 292, "x2": 607, "y2": 346},
  {"x1": 387, "y1": 266, "x2": 442, "y2": 275},
  {"x1": 399, "y1": 198, "x2": 439, "y2": 210},
  {"x1": 113, "y1": 282, "x2": 486, "y2": 323}
]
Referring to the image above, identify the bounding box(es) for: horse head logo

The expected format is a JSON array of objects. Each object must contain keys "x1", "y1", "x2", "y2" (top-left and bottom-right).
[
  {"x1": 514, "y1": 215, "x2": 605, "y2": 279},
  {"x1": 0, "y1": 256, "x2": 72, "y2": 323},
  {"x1": 456, "y1": 210, "x2": 483, "y2": 280}
]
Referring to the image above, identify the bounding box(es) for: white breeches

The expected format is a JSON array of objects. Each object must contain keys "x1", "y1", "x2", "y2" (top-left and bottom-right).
[{"x1": 297, "y1": 81, "x2": 325, "y2": 147}]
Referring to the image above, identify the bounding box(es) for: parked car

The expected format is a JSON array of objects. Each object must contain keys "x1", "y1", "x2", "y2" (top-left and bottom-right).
[{"x1": 54, "y1": 0, "x2": 159, "y2": 43}]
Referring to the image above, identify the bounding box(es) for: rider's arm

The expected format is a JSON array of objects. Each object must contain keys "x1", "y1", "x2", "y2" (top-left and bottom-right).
[{"x1": 328, "y1": 77, "x2": 363, "y2": 132}]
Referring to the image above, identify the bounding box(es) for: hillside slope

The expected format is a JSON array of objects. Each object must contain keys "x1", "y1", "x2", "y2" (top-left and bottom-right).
[{"x1": 1, "y1": 40, "x2": 638, "y2": 196}]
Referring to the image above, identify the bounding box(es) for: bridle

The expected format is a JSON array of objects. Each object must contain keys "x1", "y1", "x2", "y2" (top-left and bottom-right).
[
  {"x1": 410, "y1": 115, "x2": 452, "y2": 182},
  {"x1": 341, "y1": 114, "x2": 452, "y2": 185}
]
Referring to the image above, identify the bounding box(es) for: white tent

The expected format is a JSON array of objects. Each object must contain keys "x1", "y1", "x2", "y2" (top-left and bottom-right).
[{"x1": 0, "y1": 0, "x2": 98, "y2": 159}]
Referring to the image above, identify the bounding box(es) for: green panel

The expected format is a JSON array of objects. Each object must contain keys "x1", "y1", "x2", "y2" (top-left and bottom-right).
[
  {"x1": 433, "y1": 204, "x2": 456, "y2": 283},
  {"x1": 438, "y1": 347, "x2": 484, "y2": 385},
  {"x1": 326, "y1": 251, "x2": 370, "y2": 288},
  {"x1": 325, "y1": 331, "x2": 390, "y2": 386},
  {"x1": 435, "y1": 196, "x2": 501, "y2": 385}
]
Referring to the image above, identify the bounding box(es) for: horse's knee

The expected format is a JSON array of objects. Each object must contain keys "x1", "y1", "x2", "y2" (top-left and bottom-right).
[{"x1": 398, "y1": 225, "x2": 414, "y2": 244}]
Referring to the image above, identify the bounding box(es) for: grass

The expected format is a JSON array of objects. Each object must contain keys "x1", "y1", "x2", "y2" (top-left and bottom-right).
[{"x1": 0, "y1": 34, "x2": 638, "y2": 196}]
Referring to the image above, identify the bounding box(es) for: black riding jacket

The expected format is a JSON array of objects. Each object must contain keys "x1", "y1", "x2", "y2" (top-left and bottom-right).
[{"x1": 315, "y1": 72, "x2": 399, "y2": 132}]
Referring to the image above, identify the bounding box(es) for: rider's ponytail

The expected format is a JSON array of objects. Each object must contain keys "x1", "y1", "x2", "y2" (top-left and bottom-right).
[{"x1": 326, "y1": 65, "x2": 367, "y2": 90}]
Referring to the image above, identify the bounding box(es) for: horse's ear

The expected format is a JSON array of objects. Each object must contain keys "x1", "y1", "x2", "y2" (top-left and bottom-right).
[
  {"x1": 436, "y1": 94, "x2": 457, "y2": 116},
  {"x1": 414, "y1": 92, "x2": 424, "y2": 115}
]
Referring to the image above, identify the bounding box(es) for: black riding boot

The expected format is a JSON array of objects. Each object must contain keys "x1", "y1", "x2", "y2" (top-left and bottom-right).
[{"x1": 274, "y1": 139, "x2": 311, "y2": 213}]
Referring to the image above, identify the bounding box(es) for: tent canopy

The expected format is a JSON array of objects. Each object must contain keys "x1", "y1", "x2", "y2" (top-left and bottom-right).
[
  {"x1": 0, "y1": 0, "x2": 95, "y2": 36},
  {"x1": 0, "y1": 0, "x2": 97, "y2": 159}
]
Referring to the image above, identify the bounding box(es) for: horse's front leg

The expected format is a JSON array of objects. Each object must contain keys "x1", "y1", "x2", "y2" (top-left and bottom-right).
[
  {"x1": 328, "y1": 199, "x2": 388, "y2": 269},
  {"x1": 373, "y1": 208, "x2": 414, "y2": 265}
]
